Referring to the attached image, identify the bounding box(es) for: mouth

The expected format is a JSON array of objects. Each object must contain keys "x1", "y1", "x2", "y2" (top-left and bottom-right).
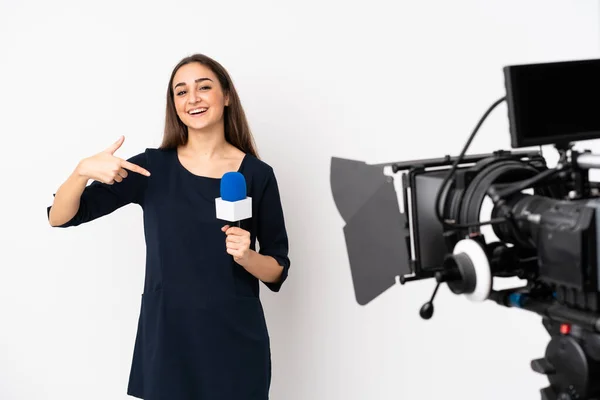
[{"x1": 188, "y1": 107, "x2": 208, "y2": 117}]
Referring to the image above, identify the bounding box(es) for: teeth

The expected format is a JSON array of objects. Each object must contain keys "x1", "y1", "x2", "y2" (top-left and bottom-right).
[{"x1": 189, "y1": 108, "x2": 207, "y2": 115}]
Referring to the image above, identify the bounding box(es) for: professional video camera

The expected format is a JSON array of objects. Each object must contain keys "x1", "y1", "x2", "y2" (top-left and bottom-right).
[{"x1": 330, "y1": 58, "x2": 600, "y2": 400}]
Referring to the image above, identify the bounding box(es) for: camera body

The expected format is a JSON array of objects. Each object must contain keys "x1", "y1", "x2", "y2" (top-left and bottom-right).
[{"x1": 398, "y1": 146, "x2": 600, "y2": 314}]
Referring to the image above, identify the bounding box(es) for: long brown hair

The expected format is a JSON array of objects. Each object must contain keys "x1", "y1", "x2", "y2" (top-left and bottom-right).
[{"x1": 159, "y1": 53, "x2": 259, "y2": 158}]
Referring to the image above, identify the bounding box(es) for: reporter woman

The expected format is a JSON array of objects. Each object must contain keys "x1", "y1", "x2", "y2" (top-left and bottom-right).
[{"x1": 47, "y1": 53, "x2": 291, "y2": 400}]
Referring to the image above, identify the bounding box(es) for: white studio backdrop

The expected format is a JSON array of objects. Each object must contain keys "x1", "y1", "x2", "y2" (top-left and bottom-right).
[{"x1": 0, "y1": 0, "x2": 599, "y2": 399}]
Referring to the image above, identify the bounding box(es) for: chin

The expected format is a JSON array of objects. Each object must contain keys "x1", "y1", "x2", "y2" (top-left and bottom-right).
[{"x1": 186, "y1": 120, "x2": 215, "y2": 132}]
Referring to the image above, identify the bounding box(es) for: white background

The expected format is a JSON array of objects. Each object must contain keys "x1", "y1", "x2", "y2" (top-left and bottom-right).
[{"x1": 1, "y1": 0, "x2": 599, "y2": 399}]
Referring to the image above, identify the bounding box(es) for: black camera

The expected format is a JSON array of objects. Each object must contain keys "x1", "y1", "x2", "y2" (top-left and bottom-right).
[{"x1": 331, "y1": 58, "x2": 600, "y2": 400}]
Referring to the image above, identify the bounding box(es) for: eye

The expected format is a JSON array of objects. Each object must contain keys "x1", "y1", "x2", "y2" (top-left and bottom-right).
[
  {"x1": 199, "y1": 86, "x2": 211, "y2": 91},
  {"x1": 176, "y1": 90, "x2": 186, "y2": 96}
]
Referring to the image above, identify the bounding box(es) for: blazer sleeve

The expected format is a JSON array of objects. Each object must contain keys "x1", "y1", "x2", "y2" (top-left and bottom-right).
[
  {"x1": 47, "y1": 151, "x2": 150, "y2": 228},
  {"x1": 256, "y1": 166, "x2": 291, "y2": 292}
]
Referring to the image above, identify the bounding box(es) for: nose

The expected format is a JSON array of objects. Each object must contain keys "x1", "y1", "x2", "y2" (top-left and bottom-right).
[{"x1": 188, "y1": 91, "x2": 201, "y2": 104}]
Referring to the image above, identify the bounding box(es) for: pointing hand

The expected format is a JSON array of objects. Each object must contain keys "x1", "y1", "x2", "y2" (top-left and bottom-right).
[{"x1": 76, "y1": 136, "x2": 150, "y2": 184}]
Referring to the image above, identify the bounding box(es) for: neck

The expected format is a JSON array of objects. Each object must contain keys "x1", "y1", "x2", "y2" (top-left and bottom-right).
[{"x1": 184, "y1": 121, "x2": 229, "y2": 159}]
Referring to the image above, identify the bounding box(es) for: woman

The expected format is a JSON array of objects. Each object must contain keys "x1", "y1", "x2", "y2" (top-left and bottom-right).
[{"x1": 47, "y1": 53, "x2": 291, "y2": 400}]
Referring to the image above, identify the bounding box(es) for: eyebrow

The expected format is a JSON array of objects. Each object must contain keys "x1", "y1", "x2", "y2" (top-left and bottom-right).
[{"x1": 174, "y1": 78, "x2": 213, "y2": 89}]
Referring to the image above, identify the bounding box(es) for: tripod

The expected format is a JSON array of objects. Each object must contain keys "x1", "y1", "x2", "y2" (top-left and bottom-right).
[
  {"x1": 481, "y1": 288, "x2": 600, "y2": 400},
  {"x1": 419, "y1": 281, "x2": 600, "y2": 399},
  {"x1": 531, "y1": 318, "x2": 600, "y2": 400}
]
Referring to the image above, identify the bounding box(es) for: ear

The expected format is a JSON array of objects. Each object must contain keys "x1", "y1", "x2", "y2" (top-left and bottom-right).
[{"x1": 224, "y1": 91, "x2": 230, "y2": 107}]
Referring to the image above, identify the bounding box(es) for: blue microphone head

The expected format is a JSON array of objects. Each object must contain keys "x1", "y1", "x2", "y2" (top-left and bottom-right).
[{"x1": 220, "y1": 172, "x2": 247, "y2": 202}]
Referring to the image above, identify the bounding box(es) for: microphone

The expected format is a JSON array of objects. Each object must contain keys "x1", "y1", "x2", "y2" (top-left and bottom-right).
[{"x1": 215, "y1": 172, "x2": 252, "y2": 227}]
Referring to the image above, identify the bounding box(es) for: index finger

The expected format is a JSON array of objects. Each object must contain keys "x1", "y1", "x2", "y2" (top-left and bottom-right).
[
  {"x1": 225, "y1": 226, "x2": 247, "y2": 236},
  {"x1": 120, "y1": 159, "x2": 151, "y2": 176}
]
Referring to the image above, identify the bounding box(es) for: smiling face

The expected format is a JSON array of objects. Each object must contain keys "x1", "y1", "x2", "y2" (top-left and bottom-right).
[{"x1": 171, "y1": 62, "x2": 230, "y2": 133}]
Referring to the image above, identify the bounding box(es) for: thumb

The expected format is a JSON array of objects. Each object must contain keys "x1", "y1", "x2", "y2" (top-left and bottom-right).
[
  {"x1": 221, "y1": 225, "x2": 230, "y2": 232},
  {"x1": 105, "y1": 135, "x2": 125, "y2": 154}
]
